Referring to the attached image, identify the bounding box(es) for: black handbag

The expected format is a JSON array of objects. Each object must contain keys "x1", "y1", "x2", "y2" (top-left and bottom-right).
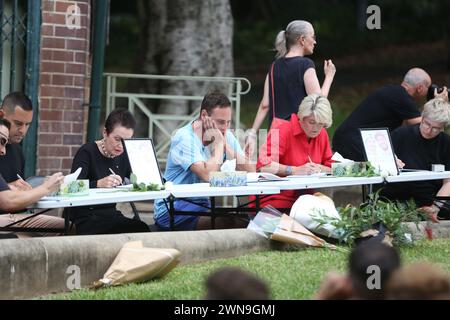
[{"x1": 355, "y1": 221, "x2": 390, "y2": 246}]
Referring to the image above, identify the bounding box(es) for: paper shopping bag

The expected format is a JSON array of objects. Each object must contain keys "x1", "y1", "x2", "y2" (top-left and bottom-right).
[
  {"x1": 270, "y1": 214, "x2": 330, "y2": 248},
  {"x1": 92, "y1": 241, "x2": 181, "y2": 288}
]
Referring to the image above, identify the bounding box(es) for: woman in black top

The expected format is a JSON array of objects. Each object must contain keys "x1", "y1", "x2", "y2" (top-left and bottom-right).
[
  {"x1": 69, "y1": 109, "x2": 149, "y2": 235},
  {"x1": 246, "y1": 20, "x2": 336, "y2": 157},
  {"x1": 378, "y1": 97, "x2": 450, "y2": 221}
]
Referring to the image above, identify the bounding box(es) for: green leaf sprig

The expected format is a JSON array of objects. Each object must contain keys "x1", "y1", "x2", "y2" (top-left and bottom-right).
[{"x1": 130, "y1": 173, "x2": 164, "y2": 192}]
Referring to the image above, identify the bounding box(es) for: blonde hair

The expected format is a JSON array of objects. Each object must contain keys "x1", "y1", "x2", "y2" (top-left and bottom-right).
[
  {"x1": 297, "y1": 94, "x2": 332, "y2": 128},
  {"x1": 422, "y1": 98, "x2": 450, "y2": 124},
  {"x1": 274, "y1": 20, "x2": 313, "y2": 58}
]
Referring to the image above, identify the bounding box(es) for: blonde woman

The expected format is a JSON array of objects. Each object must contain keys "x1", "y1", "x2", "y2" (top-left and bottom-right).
[{"x1": 255, "y1": 94, "x2": 334, "y2": 208}]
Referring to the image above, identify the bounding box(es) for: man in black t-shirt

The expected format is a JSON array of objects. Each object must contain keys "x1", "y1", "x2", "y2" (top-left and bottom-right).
[
  {"x1": 379, "y1": 97, "x2": 450, "y2": 221},
  {"x1": 0, "y1": 169, "x2": 64, "y2": 235},
  {"x1": 0, "y1": 119, "x2": 62, "y2": 220},
  {"x1": 0, "y1": 92, "x2": 33, "y2": 189},
  {"x1": 332, "y1": 68, "x2": 443, "y2": 161},
  {"x1": 0, "y1": 95, "x2": 65, "y2": 237}
]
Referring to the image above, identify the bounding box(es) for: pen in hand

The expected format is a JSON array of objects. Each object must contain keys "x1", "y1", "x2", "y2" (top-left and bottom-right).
[
  {"x1": 109, "y1": 168, "x2": 123, "y2": 186},
  {"x1": 15, "y1": 173, "x2": 32, "y2": 190},
  {"x1": 307, "y1": 156, "x2": 322, "y2": 174}
]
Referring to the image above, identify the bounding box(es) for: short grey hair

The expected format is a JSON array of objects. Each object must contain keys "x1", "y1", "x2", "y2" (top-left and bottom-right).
[
  {"x1": 422, "y1": 98, "x2": 450, "y2": 124},
  {"x1": 274, "y1": 20, "x2": 313, "y2": 58},
  {"x1": 403, "y1": 68, "x2": 431, "y2": 88},
  {"x1": 297, "y1": 94, "x2": 333, "y2": 128}
]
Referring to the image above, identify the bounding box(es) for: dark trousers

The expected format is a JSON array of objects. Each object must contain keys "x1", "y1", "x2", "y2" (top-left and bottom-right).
[
  {"x1": 439, "y1": 208, "x2": 450, "y2": 220},
  {"x1": 71, "y1": 209, "x2": 149, "y2": 235}
]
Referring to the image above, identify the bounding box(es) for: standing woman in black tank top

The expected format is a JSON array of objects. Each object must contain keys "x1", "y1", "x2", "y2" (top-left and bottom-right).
[{"x1": 246, "y1": 20, "x2": 336, "y2": 157}]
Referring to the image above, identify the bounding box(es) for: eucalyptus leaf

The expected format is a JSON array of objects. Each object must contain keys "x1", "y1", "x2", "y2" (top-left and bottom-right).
[{"x1": 129, "y1": 173, "x2": 164, "y2": 192}]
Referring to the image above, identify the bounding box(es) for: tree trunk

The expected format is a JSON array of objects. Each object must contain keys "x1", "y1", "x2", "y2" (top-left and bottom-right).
[{"x1": 137, "y1": 0, "x2": 234, "y2": 147}]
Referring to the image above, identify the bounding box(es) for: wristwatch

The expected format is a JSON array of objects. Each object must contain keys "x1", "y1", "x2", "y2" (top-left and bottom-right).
[{"x1": 285, "y1": 165, "x2": 293, "y2": 176}]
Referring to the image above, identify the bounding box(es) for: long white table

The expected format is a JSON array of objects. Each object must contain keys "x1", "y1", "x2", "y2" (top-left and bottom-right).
[
  {"x1": 166, "y1": 171, "x2": 450, "y2": 230},
  {"x1": 18, "y1": 185, "x2": 280, "y2": 233},
  {"x1": 0, "y1": 189, "x2": 171, "y2": 234},
  {"x1": 8, "y1": 171, "x2": 449, "y2": 233},
  {"x1": 7, "y1": 185, "x2": 278, "y2": 233},
  {"x1": 385, "y1": 171, "x2": 450, "y2": 183},
  {"x1": 246, "y1": 171, "x2": 450, "y2": 190},
  {"x1": 165, "y1": 177, "x2": 382, "y2": 230},
  {"x1": 32, "y1": 188, "x2": 171, "y2": 209},
  {"x1": 247, "y1": 175, "x2": 384, "y2": 190},
  {"x1": 166, "y1": 183, "x2": 281, "y2": 230},
  {"x1": 169, "y1": 183, "x2": 280, "y2": 198}
]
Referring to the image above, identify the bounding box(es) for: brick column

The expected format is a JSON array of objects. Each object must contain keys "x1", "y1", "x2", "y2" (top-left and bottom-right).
[{"x1": 37, "y1": 0, "x2": 91, "y2": 175}]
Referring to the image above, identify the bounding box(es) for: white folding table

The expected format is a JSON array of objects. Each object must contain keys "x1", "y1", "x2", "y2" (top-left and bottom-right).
[
  {"x1": 1, "y1": 189, "x2": 171, "y2": 234},
  {"x1": 7, "y1": 171, "x2": 449, "y2": 234},
  {"x1": 33, "y1": 188, "x2": 171, "y2": 208},
  {"x1": 247, "y1": 175, "x2": 384, "y2": 190},
  {"x1": 166, "y1": 183, "x2": 280, "y2": 230},
  {"x1": 247, "y1": 171, "x2": 450, "y2": 202},
  {"x1": 385, "y1": 171, "x2": 450, "y2": 183}
]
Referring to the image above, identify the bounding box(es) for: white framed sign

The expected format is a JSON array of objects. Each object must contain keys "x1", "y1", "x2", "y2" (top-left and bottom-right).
[
  {"x1": 360, "y1": 128, "x2": 399, "y2": 176},
  {"x1": 123, "y1": 138, "x2": 164, "y2": 186}
]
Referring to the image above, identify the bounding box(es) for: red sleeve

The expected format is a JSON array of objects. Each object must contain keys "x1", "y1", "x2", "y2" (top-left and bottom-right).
[
  {"x1": 257, "y1": 123, "x2": 289, "y2": 170},
  {"x1": 320, "y1": 130, "x2": 333, "y2": 167}
]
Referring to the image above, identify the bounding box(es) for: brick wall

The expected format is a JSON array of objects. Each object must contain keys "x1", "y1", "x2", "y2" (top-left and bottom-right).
[{"x1": 37, "y1": 0, "x2": 91, "y2": 175}]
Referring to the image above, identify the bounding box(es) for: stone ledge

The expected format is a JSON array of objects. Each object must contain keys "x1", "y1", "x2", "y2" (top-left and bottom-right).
[
  {"x1": 405, "y1": 220, "x2": 450, "y2": 240},
  {"x1": 0, "y1": 221, "x2": 448, "y2": 299},
  {"x1": 0, "y1": 229, "x2": 271, "y2": 299}
]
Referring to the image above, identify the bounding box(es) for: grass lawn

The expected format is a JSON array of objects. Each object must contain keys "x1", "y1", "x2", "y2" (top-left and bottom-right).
[{"x1": 43, "y1": 239, "x2": 450, "y2": 300}]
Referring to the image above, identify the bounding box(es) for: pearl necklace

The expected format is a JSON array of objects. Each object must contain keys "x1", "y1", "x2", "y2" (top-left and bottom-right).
[{"x1": 100, "y1": 139, "x2": 114, "y2": 158}]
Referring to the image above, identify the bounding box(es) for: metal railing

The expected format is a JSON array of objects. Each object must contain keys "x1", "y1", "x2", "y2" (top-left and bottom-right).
[
  {"x1": 104, "y1": 73, "x2": 251, "y2": 164},
  {"x1": 1, "y1": 0, "x2": 40, "y2": 177},
  {"x1": 0, "y1": 0, "x2": 27, "y2": 97}
]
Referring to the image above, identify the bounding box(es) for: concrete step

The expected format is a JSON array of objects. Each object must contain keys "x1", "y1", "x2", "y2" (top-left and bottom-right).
[{"x1": 0, "y1": 221, "x2": 449, "y2": 299}]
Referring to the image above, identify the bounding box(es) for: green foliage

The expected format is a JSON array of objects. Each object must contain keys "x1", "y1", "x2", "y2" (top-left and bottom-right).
[
  {"x1": 313, "y1": 190, "x2": 428, "y2": 246},
  {"x1": 130, "y1": 173, "x2": 163, "y2": 192},
  {"x1": 332, "y1": 162, "x2": 378, "y2": 177},
  {"x1": 130, "y1": 173, "x2": 137, "y2": 185},
  {"x1": 68, "y1": 180, "x2": 84, "y2": 193},
  {"x1": 60, "y1": 180, "x2": 88, "y2": 195},
  {"x1": 132, "y1": 182, "x2": 161, "y2": 192},
  {"x1": 354, "y1": 162, "x2": 378, "y2": 177}
]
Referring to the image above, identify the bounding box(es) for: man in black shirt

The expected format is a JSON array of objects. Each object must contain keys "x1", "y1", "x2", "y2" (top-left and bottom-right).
[
  {"x1": 379, "y1": 97, "x2": 450, "y2": 221},
  {"x1": 332, "y1": 68, "x2": 447, "y2": 161},
  {"x1": 0, "y1": 171, "x2": 64, "y2": 234},
  {"x1": 0, "y1": 93, "x2": 65, "y2": 236},
  {"x1": 0, "y1": 92, "x2": 33, "y2": 189}
]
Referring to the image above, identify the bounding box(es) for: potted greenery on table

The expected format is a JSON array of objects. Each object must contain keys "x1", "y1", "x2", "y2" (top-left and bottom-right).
[{"x1": 130, "y1": 173, "x2": 163, "y2": 192}]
